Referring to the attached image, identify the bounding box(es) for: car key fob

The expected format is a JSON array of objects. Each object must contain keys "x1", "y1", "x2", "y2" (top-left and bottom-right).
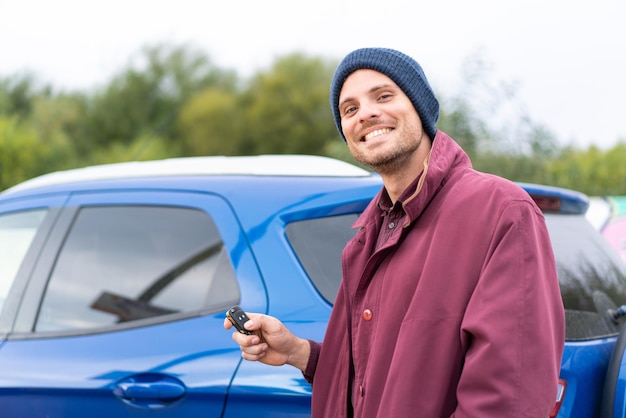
[{"x1": 226, "y1": 305, "x2": 253, "y2": 335}]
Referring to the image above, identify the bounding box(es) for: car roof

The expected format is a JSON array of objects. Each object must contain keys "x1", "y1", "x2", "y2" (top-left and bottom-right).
[
  {"x1": 1, "y1": 155, "x2": 372, "y2": 196},
  {"x1": 1, "y1": 155, "x2": 589, "y2": 216}
]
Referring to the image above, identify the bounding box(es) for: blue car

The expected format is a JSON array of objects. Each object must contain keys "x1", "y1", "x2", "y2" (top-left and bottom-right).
[{"x1": 0, "y1": 155, "x2": 625, "y2": 417}]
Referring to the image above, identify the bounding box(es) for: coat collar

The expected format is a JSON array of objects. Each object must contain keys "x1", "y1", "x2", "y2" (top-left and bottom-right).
[{"x1": 354, "y1": 131, "x2": 472, "y2": 229}]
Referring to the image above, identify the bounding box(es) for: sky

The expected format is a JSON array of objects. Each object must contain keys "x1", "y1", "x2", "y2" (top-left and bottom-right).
[{"x1": 1, "y1": 0, "x2": 625, "y2": 150}]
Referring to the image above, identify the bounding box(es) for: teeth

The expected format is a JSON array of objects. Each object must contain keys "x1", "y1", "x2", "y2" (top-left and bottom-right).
[{"x1": 364, "y1": 128, "x2": 391, "y2": 141}]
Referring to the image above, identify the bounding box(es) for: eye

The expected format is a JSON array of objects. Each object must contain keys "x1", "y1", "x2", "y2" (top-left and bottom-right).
[
  {"x1": 377, "y1": 92, "x2": 393, "y2": 102},
  {"x1": 342, "y1": 105, "x2": 357, "y2": 118}
]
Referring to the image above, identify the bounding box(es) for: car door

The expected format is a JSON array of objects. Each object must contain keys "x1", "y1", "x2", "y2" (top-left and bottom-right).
[{"x1": 0, "y1": 190, "x2": 267, "y2": 418}]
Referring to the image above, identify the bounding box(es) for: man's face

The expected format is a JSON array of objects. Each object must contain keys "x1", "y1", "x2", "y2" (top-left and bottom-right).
[{"x1": 337, "y1": 69, "x2": 427, "y2": 174}]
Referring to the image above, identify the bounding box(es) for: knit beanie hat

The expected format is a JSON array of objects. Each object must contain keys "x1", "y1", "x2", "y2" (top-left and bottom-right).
[{"x1": 330, "y1": 48, "x2": 439, "y2": 142}]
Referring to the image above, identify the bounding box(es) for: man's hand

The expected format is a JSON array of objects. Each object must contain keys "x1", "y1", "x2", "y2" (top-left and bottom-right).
[{"x1": 224, "y1": 312, "x2": 311, "y2": 372}]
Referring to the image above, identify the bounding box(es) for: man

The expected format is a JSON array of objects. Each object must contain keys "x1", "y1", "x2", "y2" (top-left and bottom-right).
[{"x1": 225, "y1": 47, "x2": 565, "y2": 417}]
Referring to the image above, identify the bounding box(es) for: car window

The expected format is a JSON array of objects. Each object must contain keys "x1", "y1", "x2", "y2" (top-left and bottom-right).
[
  {"x1": 35, "y1": 206, "x2": 239, "y2": 332},
  {"x1": 545, "y1": 213, "x2": 626, "y2": 340},
  {"x1": 287, "y1": 211, "x2": 626, "y2": 340},
  {"x1": 0, "y1": 210, "x2": 48, "y2": 315},
  {"x1": 286, "y1": 214, "x2": 359, "y2": 304}
]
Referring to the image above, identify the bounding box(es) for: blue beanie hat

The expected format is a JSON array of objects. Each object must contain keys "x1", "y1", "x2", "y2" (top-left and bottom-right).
[{"x1": 330, "y1": 48, "x2": 439, "y2": 142}]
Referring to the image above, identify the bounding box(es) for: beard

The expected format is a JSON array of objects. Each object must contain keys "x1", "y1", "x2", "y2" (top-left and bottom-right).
[{"x1": 348, "y1": 130, "x2": 423, "y2": 176}]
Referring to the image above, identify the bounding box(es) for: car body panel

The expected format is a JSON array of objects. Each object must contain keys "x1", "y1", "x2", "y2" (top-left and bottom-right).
[
  {"x1": 559, "y1": 338, "x2": 616, "y2": 417},
  {"x1": 0, "y1": 316, "x2": 239, "y2": 416}
]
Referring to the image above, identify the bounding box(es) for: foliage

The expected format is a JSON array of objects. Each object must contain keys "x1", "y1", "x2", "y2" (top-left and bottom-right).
[
  {"x1": 0, "y1": 73, "x2": 51, "y2": 119},
  {"x1": 235, "y1": 53, "x2": 338, "y2": 155},
  {"x1": 1, "y1": 43, "x2": 625, "y2": 196},
  {"x1": 0, "y1": 116, "x2": 73, "y2": 188},
  {"x1": 77, "y1": 43, "x2": 238, "y2": 152},
  {"x1": 545, "y1": 143, "x2": 626, "y2": 195},
  {"x1": 177, "y1": 87, "x2": 241, "y2": 155},
  {"x1": 87, "y1": 134, "x2": 175, "y2": 164}
]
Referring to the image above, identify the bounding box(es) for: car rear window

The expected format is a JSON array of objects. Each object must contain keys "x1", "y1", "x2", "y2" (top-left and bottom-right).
[
  {"x1": 35, "y1": 206, "x2": 239, "y2": 332},
  {"x1": 286, "y1": 214, "x2": 359, "y2": 304},
  {"x1": 287, "y1": 212, "x2": 626, "y2": 340},
  {"x1": 545, "y1": 213, "x2": 626, "y2": 340}
]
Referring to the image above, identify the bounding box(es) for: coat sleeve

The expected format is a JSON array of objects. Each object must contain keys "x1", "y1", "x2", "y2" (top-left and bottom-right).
[
  {"x1": 453, "y1": 199, "x2": 565, "y2": 418},
  {"x1": 303, "y1": 340, "x2": 321, "y2": 383}
]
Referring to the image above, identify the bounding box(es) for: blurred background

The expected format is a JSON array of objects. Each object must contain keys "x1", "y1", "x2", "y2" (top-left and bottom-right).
[{"x1": 1, "y1": 0, "x2": 624, "y2": 194}]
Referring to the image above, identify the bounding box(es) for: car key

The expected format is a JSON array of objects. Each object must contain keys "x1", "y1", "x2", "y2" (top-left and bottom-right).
[{"x1": 226, "y1": 305, "x2": 253, "y2": 335}]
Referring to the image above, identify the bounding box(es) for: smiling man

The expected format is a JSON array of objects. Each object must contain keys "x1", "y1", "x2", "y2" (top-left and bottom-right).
[{"x1": 226, "y1": 47, "x2": 565, "y2": 418}]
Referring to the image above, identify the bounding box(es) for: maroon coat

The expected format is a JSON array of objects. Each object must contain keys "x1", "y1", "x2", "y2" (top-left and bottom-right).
[{"x1": 306, "y1": 131, "x2": 565, "y2": 417}]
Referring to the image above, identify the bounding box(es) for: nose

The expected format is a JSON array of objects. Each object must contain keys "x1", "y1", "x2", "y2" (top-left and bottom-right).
[{"x1": 357, "y1": 100, "x2": 381, "y2": 122}]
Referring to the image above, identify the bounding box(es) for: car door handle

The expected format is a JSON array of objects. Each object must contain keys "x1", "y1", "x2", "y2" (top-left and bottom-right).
[{"x1": 113, "y1": 373, "x2": 186, "y2": 405}]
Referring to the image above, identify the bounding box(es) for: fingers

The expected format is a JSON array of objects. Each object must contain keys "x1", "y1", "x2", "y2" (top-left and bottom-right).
[
  {"x1": 223, "y1": 313, "x2": 260, "y2": 331},
  {"x1": 239, "y1": 312, "x2": 261, "y2": 332},
  {"x1": 223, "y1": 317, "x2": 233, "y2": 330},
  {"x1": 230, "y1": 328, "x2": 268, "y2": 361},
  {"x1": 224, "y1": 312, "x2": 268, "y2": 360},
  {"x1": 223, "y1": 312, "x2": 260, "y2": 338},
  {"x1": 238, "y1": 340, "x2": 268, "y2": 361},
  {"x1": 242, "y1": 350, "x2": 267, "y2": 362}
]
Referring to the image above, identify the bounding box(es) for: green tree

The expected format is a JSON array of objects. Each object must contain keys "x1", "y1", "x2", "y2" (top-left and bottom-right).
[
  {"x1": 0, "y1": 73, "x2": 50, "y2": 119},
  {"x1": 236, "y1": 53, "x2": 338, "y2": 155},
  {"x1": 546, "y1": 142, "x2": 626, "y2": 195},
  {"x1": 0, "y1": 115, "x2": 73, "y2": 190},
  {"x1": 4, "y1": 45, "x2": 626, "y2": 196},
  {"x1": 177, "y1": 87, "x2": 241, "y2": 156},
  {"x1": 80, "y1": 43, "x2": 238, "y2": 156},
  {"x1": 88, "y1": 134, "x2": 175, "y2": 165}
]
